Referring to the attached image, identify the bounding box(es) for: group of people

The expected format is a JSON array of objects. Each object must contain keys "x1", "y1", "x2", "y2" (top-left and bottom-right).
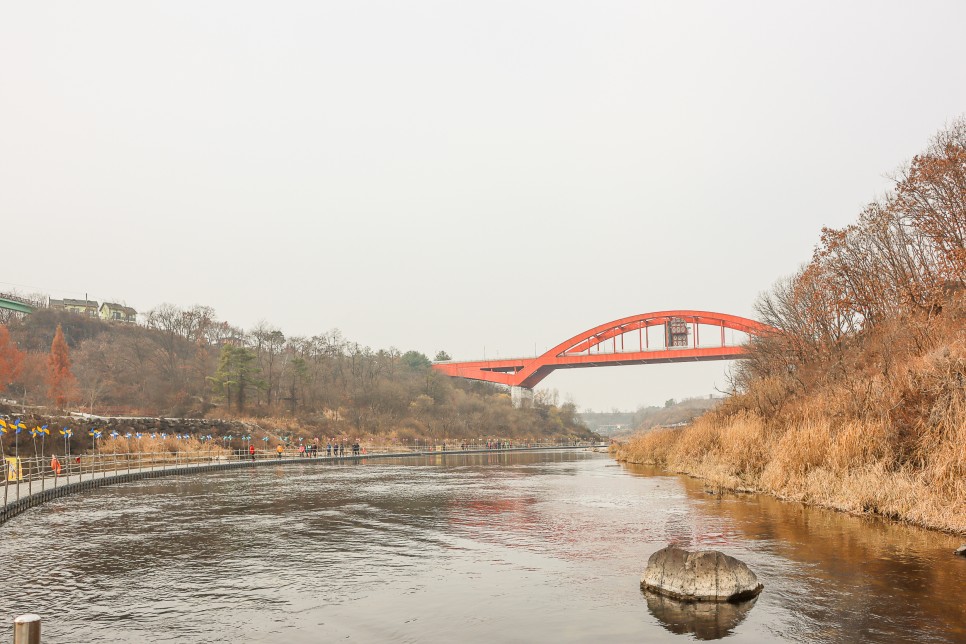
[
  {"x1": 296, "y1": 444, "x2": 320, "y2": 457},
  {"x1": 244, "y1": 440, "x2": 364, "y2": 461},
  {"x1": 324, "y1": 442, "x2": 362, "y2": 456},
  {"x1": 484, "y1": 440, "x2": 514, "y2": 449},
  {"x1": 241, "y1": 438, "x2": 553, "y2": 461}
]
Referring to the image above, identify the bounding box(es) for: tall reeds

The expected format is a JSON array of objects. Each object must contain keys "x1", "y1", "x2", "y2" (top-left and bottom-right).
[
  {"x1": 615, "y1": 119, "x2": 966, "y2": 534},
  {"x1": 614, "y1": 327, "x2": 966, "y2": 534}
]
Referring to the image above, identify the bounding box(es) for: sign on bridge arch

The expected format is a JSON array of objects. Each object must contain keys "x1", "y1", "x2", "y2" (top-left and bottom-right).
[{"x1": 431, "y1": 310, "x2": 775, "y2": 390}]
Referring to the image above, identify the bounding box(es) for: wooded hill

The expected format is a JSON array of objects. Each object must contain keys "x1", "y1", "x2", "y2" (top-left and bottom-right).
[
  {"x1": 616, "y1": 118, "x2": 966, "y2": 534},
  {"x1": 0, "y1": 306, "x2": 595, "y2": 447}
]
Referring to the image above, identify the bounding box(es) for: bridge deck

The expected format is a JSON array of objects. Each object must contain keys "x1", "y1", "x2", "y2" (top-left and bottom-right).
[{"x1": 0, "y1": 296, "x2": 35, "y2": 314}]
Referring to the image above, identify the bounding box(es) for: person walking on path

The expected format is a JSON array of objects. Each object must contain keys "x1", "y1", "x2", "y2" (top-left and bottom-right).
[
  {"x1": 249, "y1": 444, "x2": 256, "y2": 461},
  {"x1": 276, "y1": 444, "x2": 284, "y2": 459},
  {"x1": 298, "y1": 444, "x2": 305, "y2": 458}
]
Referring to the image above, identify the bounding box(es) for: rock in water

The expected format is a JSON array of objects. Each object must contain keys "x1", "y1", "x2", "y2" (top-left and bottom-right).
[
  {"x1": 641, "y1": 545, "x2": 763, "y2": 602},
  {"x1": 955, "y1": 545, "x2": 966, "y2": 557}
]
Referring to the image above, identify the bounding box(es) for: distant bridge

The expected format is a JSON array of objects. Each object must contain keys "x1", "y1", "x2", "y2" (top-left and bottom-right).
[
  {"x1": 432, "y1": 310, "x2": 775, "y2": 401},
  {"x1": 0, "y1": 293, "x2": 38, "y2": 314}
]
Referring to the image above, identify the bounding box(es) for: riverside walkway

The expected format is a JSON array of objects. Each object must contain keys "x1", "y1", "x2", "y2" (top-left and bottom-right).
[{"x1": 0, "y1": 443, "x2": 606, "y2": 526}]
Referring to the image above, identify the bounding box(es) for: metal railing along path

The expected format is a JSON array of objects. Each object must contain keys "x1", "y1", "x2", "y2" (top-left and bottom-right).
[{"x1": 0, "y1": 442, "x2": 605, "y2": 526}]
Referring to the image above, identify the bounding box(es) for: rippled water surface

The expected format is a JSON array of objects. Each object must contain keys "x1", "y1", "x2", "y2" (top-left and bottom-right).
[{"x1": 1, "y1": 451, "x2": 964, "y2": 642}]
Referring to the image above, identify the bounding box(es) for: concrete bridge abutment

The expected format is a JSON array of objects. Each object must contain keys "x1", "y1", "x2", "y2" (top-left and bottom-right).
[{"x1": 511, "y1": 386, "x2": 534, "y2": 408}]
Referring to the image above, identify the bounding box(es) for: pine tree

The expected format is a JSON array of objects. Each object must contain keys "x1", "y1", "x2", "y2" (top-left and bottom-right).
[
  {"x1": 47, "y1": 324, "x2": 76, "y2": 408},
  {"x1": 208, "y1": 345, "x2": 263, "y2": 413}
]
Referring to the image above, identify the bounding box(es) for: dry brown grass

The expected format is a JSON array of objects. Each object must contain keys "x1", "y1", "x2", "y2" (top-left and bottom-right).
[
  {"x1": 614, "y1": 322, "x2": 966, "y2": 535},
  {"x1": 89, "y1": 436, "x2": 232, "y2": 457}
]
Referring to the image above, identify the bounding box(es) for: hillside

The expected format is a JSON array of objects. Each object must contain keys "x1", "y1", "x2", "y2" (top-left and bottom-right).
[
  {"x1": 614, "y1": 119, "x2": 966, "y2": 534},
  {"x1": 627, "y1": 397, "x2": 723, "y2": 432},
  {"x1": 581, "y1": 397, "x2": 723, "y2": 439},
  {"x1": 0, "y1": 307, "x2": 596, "y2": 449}
]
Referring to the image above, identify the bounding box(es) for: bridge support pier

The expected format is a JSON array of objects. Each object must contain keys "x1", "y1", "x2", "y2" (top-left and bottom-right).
[{"x1": 510, "y1": 386, "x2": 533, "y2": 408}]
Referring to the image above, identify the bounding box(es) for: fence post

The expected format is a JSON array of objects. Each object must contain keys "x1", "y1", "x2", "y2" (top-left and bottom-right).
[{"x1": 13, "y1": 613, "x2": 41, "y2": 644}]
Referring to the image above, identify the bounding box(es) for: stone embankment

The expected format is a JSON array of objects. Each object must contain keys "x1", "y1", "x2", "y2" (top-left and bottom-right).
[
  {"x1": 66, "y1": 413, "x2": 262, "y2": 436},
  {"x1": 0, "y1": 404, "x2": 266, "y2": 453}
]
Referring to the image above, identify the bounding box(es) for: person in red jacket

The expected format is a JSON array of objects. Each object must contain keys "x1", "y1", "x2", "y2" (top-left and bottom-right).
[{"x1": 51, "y1": 454, "x2": 62, "y2": 476}]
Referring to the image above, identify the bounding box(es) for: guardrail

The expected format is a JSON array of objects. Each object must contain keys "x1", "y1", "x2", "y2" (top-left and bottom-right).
[{"x1": 0, "y1": 292, "x2": 43, "y2": 307}]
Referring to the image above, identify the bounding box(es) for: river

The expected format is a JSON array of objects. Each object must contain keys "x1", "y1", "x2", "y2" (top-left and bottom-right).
[{"x1": 1, "y1": 451, "x2": 963, "y2": 642}]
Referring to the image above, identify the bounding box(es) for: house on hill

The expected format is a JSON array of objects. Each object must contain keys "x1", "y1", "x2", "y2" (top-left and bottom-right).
[
  {"x1": 49, "y1": 298, "x2": 99, "y2": 317},
  {"x1": 99, "y1": 302, "x2": 138, "y2": 323}
]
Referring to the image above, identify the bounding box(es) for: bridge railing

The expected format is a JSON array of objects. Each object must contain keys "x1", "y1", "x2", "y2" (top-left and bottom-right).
[
  {"x1": 1, "y1": 441, "x2": 602, "y2": 507},
  {"x1": 2, "y1": 451, "x2": 234, "y2": 506},
  {"x1": 0, "y1": 292, "x2": 44, "y2": 308}
]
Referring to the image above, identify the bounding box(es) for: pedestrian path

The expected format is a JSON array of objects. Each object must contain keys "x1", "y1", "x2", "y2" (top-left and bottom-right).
[{"x1": 1, "y1": 445, "x2": 604, "y2": 526}]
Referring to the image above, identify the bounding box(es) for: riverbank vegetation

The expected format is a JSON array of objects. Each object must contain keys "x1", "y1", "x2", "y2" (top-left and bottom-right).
[
  {"x1": 0, "y1": 308, "x2": 595, "y2": 453},
  {"x1": 615, "y1": 119, "x2": 966, "y2": 534}
]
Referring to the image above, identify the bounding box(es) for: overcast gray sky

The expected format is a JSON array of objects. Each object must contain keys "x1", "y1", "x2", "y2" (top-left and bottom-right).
[{"x1": 2, "y1": 1, "x2": 965, "y2": 412}]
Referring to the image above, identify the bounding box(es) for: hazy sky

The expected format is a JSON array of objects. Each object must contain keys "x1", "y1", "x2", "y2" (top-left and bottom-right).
[{"x1": 2, "y1": 2, "x2": 965, "y2": 411}]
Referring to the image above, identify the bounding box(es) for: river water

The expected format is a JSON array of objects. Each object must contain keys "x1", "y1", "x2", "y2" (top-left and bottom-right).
[{"x1": 1, "y1": 451, "x2": 964, "y2": 643}]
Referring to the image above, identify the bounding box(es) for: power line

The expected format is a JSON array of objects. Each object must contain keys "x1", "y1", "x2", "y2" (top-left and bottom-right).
[{"x1": 0, "y1": 280, "x2": 87, "y2": 298}]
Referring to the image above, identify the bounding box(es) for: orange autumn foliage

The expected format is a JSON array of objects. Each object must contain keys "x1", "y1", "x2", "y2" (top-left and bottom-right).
[
  {"x1": 615, "y1": 118, "x2": 966, "y2": 535},
  {"x1": 0, "y1": 324, "x2": 25, "y2": 391},
  {"x1": 46, "y1": 324, "x2": 75, "y2": 408}
]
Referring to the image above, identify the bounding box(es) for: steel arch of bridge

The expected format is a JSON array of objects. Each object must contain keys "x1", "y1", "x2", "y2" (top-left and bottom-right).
[{"x1": 431, "y1": 310, "x2": 775, "y2": 389}]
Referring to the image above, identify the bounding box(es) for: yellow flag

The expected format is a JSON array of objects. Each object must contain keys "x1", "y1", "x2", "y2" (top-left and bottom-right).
[{"x1": 5, "y1": 457, "x2": 21, "y2": 481}]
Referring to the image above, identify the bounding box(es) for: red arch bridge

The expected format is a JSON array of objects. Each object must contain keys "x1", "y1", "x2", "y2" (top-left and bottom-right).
[{"x1": 431, "y1": 310, "x2": 775, "y2": 405}]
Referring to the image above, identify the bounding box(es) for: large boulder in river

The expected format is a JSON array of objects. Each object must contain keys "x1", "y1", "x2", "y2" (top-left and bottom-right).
[{"x1": 641, "y1": 545, "x2": 763, "y2": 602}]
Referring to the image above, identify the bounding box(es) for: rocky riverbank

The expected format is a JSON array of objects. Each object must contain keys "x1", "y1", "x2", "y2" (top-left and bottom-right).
[{"x1": 0, "y1": 405, "x2": 265, "y2": 456}]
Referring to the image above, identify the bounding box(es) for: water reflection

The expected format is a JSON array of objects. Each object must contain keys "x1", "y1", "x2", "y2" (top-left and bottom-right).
[
  {"x1": 644, "y1": 591, "x2": 758, "y2": 640},
  {"x1": 0, "y1": 453, "x2": 962, "y2": 643},
  {"x1": 621, "y1": 463, "x2": 966, "y2": 643}
]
